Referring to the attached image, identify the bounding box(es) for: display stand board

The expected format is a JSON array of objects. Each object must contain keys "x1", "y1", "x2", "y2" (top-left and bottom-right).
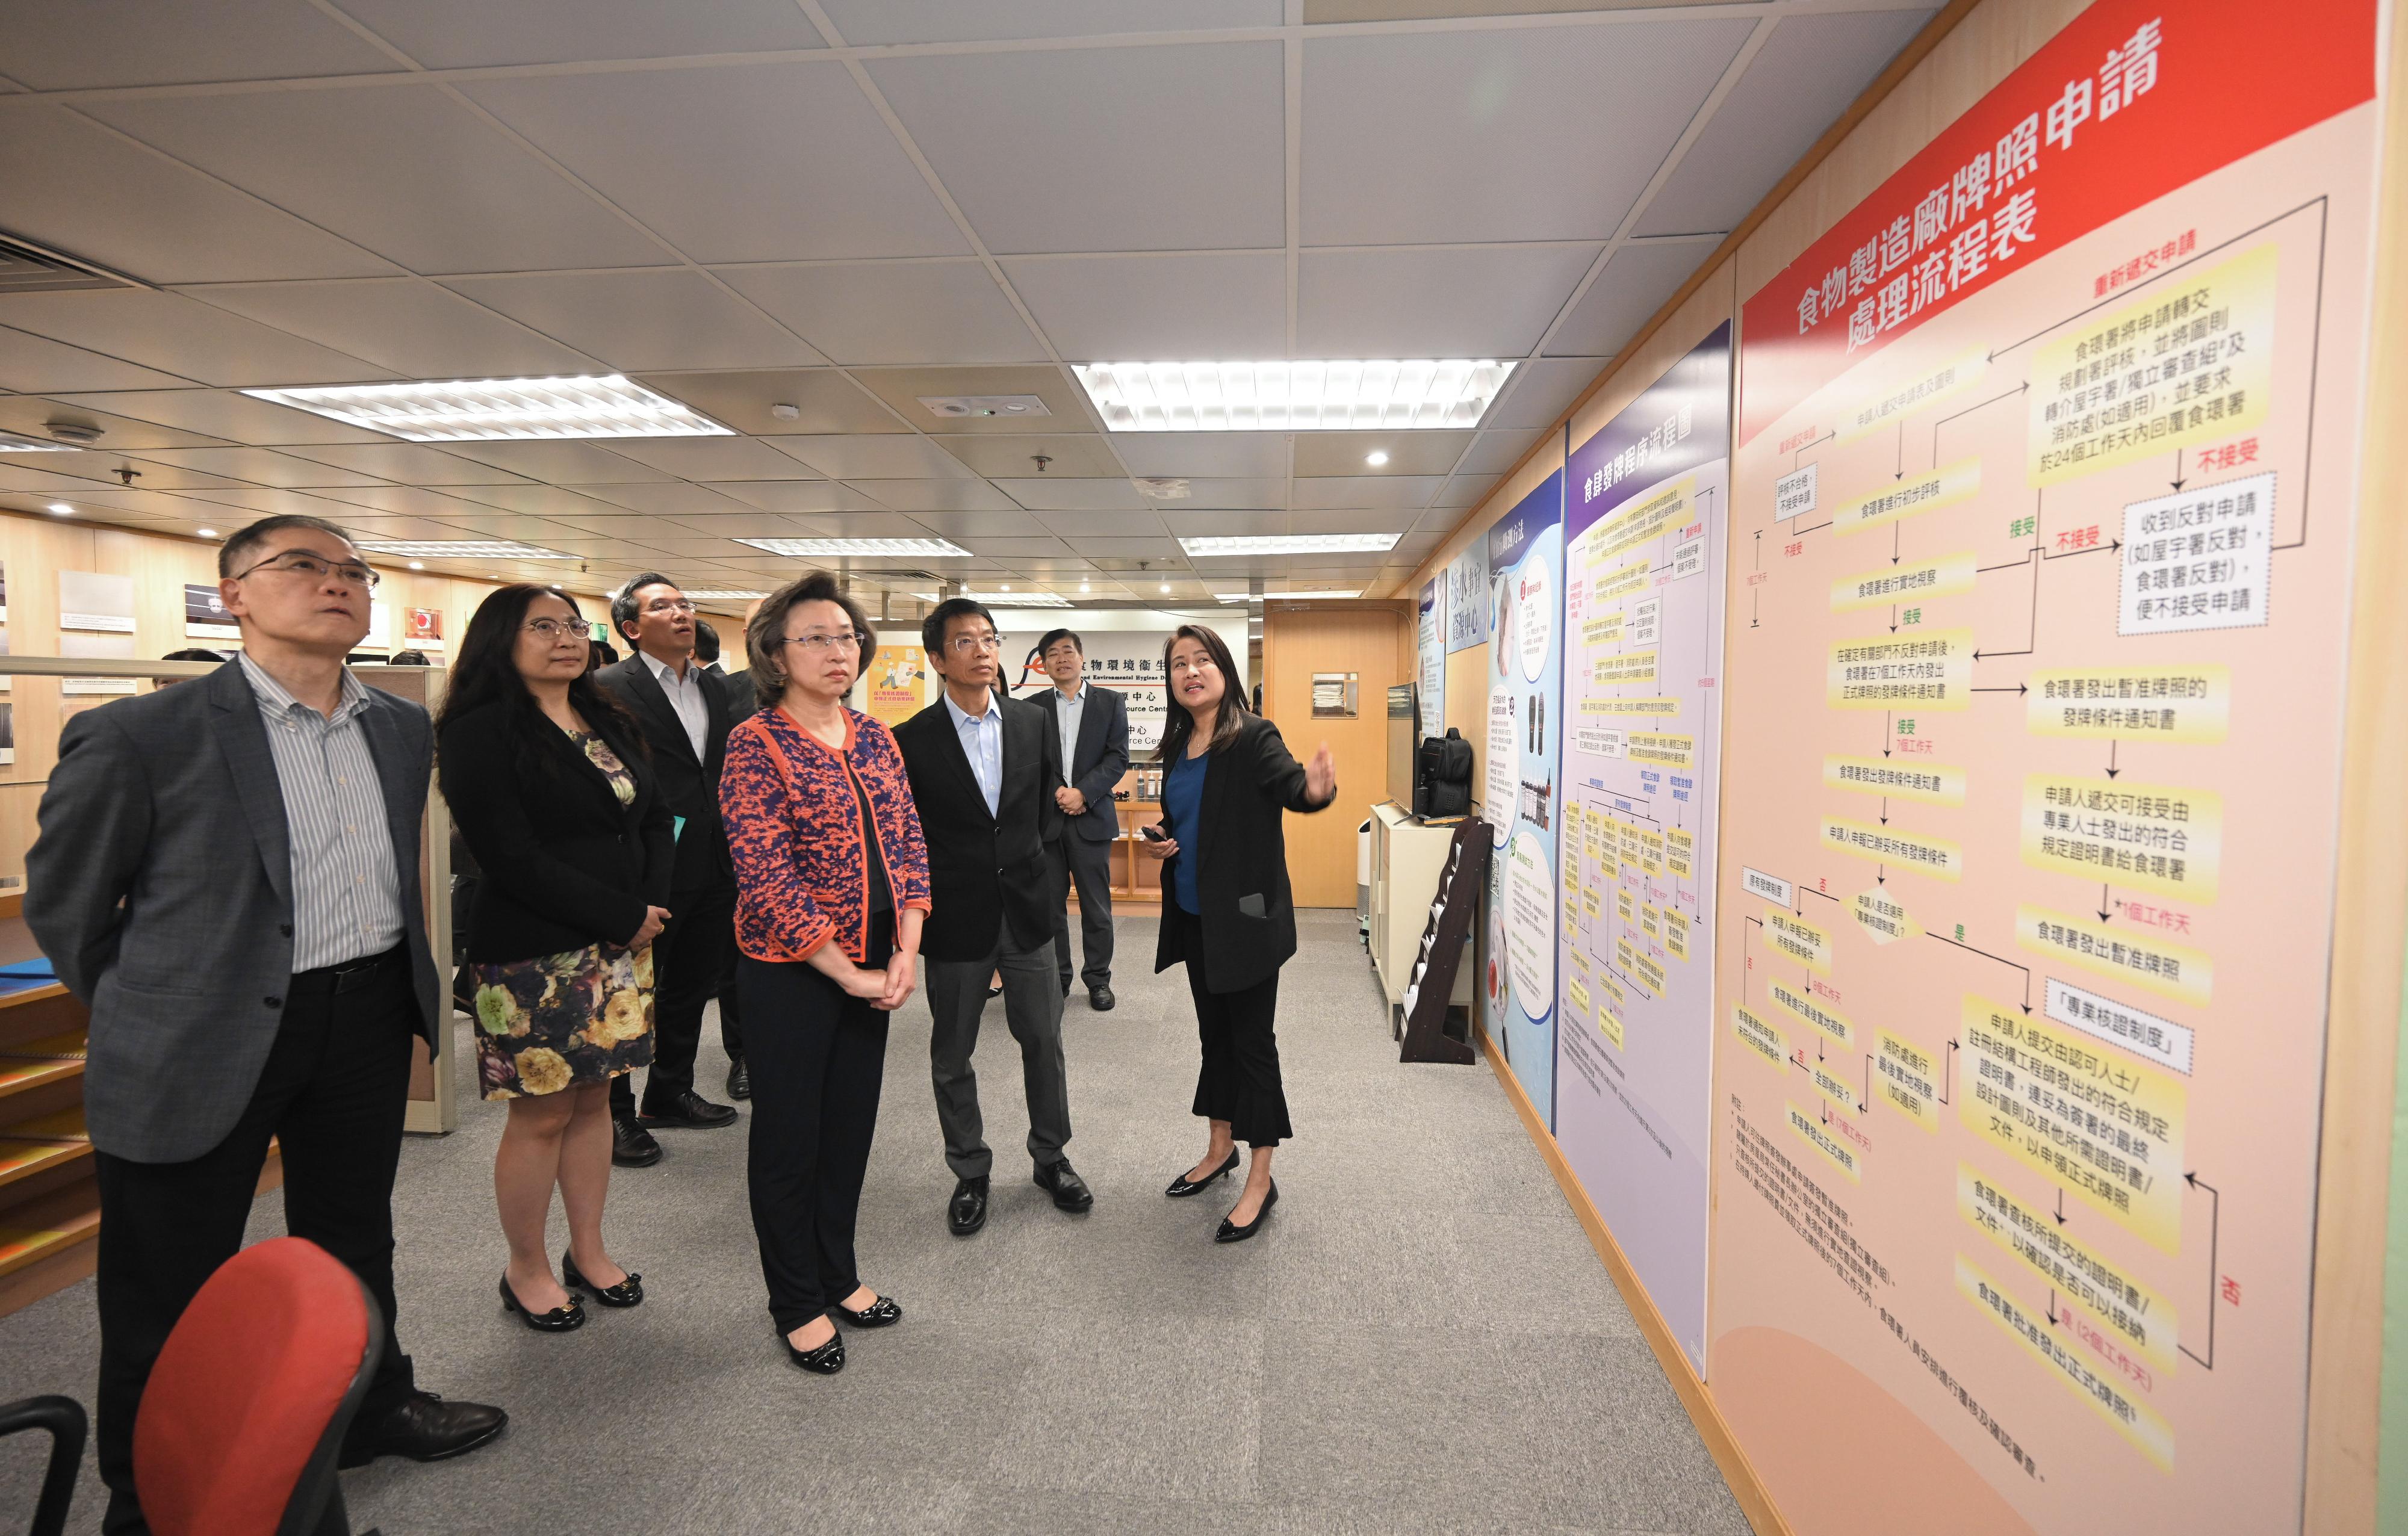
[
  {"x1": 1705, "y1": 1, "x2": 2384, "y2": 1528},
  {"x1": 1557, "y1": 324, "x2": 1733, "y2": 1372}
]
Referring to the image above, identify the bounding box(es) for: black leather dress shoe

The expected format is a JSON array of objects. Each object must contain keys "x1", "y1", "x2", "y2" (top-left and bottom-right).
[
  {"x1": 726, "y1": 1056, "x2": 751, "y2": 1100},
  {"x1": 784, "y1": 1329, "x2": 845, "y2": 1375},
  {"x1": 833, "y1": 1293, "x2": 902, "y2": 1328},
  {"x1": 498, "y1": 1273, "x2": 584, "y2": 1333},
  {"x1": 561, "y1": 1251, "x2": 642, "y2": 1308},
  {"x1": 639, "y1": 1088, "x2": 738, "y2": 1129},
  {"x1": 949, "y1": 1175, "x2": 988, "y2": 1236},
  {"x1": 338, "y1": 1390, "x2": 508, "y2": 1469},
  {"x1": 1088, "y1": 983, "x2": 1116, "y2": 1012},
  {"x1": 1034, "y1": 1159, "x2": 1094, "y2": 1213},
  {"x1": 1165, "y1": 1149, "x2": 1238, "y2": 1198},
  {"x1": 611, "y1": 1114, "x2": 662, "y2": 1168},
  {"x1": 1215, "y1": 1179, "x2": 1279, "y2": 1243}
]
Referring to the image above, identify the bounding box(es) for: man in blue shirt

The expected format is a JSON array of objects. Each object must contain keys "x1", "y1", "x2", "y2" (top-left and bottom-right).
[{"x1": 892, "y1": 599, "x2": 1088, "y2": 1237}]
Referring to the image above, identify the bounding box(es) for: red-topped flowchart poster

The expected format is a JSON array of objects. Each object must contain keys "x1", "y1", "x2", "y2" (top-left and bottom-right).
[{"x1": 1707, "y1": 1, "x2": 2384, "y2": 1531}]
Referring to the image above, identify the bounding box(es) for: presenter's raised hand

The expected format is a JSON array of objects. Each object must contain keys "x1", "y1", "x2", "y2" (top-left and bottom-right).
[{"x1": 1305, "y1": 743, "x2": 1338, "y2": 805}]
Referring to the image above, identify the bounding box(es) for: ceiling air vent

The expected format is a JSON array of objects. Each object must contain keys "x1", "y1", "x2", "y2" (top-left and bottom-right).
[{"x1": 0, "y1": 232, "x2": 145, "y2": 296}]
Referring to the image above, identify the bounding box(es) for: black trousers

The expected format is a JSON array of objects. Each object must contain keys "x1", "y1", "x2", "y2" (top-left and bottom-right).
[
  {"x1": 613, "y1": 878, "x2": 737, "y2": 1115},
  {"x1": 1047, "y1": 834, "x2": 1116, "y2": 991},
  {"x1": 1175, "y1": 908, "x2": 1291, "y2": 1147},
  {"x1": 739, "y1": 914, "x2": 892, "y2": 1334},
  {"x1": 94, "y1": 950, "x2": 418, "y2": 1536}
]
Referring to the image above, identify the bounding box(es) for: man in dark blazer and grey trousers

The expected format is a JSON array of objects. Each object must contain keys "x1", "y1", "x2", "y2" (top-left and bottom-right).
[
  {"x1": 26, "y1": 514, "x2": 505, "y2": 1535},
  {"x1": 592, "y1": 574, "x2": 742, "y2": 1164},
  {"x1": 1031, "y1": 628, "x2": 1129, "y2": 1010},
  {"x1": 895, "y1": 598, "x2": 1091, "y2": 1237}
]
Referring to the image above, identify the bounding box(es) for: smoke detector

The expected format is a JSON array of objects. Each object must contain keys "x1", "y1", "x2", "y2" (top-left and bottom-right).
[
  {"x1": 45, "y1": 421, "x2": 102, "y2": 445},
  {"x1": 916, "y1": 394, "x2": 1050, "y2": 420},
  {"x1": 768, "y1": 403, "x2": 801, "y2": 421},
  {"x1": 1134, "y1": 477, "x2": 1190, "y2": 500}
]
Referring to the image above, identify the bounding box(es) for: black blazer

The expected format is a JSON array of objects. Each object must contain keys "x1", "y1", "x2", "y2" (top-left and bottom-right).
[
  {"x1": 593, "y1": 652, "x2": 734, "y2": 893},
  {"x1": 893, "y1": 693, "x2": 1063, "y2": 964},
  {"x1": 1032, "y1": 684, "x2": 1130, "y2": 846},
  {"x1": 438, "y1": 700, "x2": 674, "y2": 964},
  {"x1": 1152, "y1": 713, "x2": 1335, "y2": 994}
]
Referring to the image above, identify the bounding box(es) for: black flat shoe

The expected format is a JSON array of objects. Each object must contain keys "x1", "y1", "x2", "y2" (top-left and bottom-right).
[
  {"x1": 498, "y1": 1273, "x2": 585, "y2": 1331},
  {"x1": 784, "y1": 1329, "x2": 846, "y2": 1374},
  {"x1": 1165, "y1": 1150, "x2": 1238, "y2": 1198},
  {"x1": 833, "y1": 1293, "x2": 902, "y2": 1328},
  {"x1": 1215, "y1": 1179, "x2": 1279, "y2": 1243},
  {"x1": 561, "y1": 1251, "x2": 643, "y2": 1308}
]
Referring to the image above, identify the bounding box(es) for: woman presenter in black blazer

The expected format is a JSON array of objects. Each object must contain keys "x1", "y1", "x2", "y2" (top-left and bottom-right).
[
  {"x1": 439, "y1": 586, "x2": 674, "y2": 1332},
  {"x1": 1142, "y1": 625, "x2": 1336, "y2": 1242}
]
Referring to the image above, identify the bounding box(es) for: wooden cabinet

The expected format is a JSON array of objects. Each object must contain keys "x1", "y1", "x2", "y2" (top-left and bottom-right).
[{"x1": 1367, "y1": 802, "x2": 1473, "y2": 1017}]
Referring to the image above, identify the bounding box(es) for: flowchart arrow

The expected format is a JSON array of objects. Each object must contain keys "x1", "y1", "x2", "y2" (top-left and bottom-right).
[{"x1": 2179, "y1": 1171, "x2": 2223, "y2": 1370}]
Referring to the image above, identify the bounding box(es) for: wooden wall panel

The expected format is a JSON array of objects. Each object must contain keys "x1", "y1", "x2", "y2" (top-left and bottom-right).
[{"x1": 1260, "y1": 601, "x2": 1410, "y2": 908}]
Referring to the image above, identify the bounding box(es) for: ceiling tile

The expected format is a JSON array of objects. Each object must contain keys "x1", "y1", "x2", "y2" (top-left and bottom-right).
[
  {"x1": 0, "y1": 1, "x2": 397, "y2": 89},
  {"x1": 866, "y1": 42, "x2": 1284, "y2": 254},
  {"x1": 81, "y1": 85, "x2": 668, "y2": 275},
  {"x1": 438, "y1": 440, "x2": 671, "y2": 483},
  {"x1": 849, "y1": 478, "x2": 1022, "y2": 513},
  {"x1": 459, "y1": 484, "x2": 664, "y2": 521},
  {"x1": 181, "y1": 279, "x2": 598, "y2": 379},
  {"x1": 1290, "y1": 430, "x2": 1471, "y2": 477},
  {"x1": 1292, "y1": 475, "x2": 1444, "y2": 509},
  {"x1": 957, "y1": 537, "x2": 1075, "y2": 557},
  {"x1": 1001, "y1": 253, "x2": 1285, "y2": 360},
  {"x1": 1637, "y1": 9, "x2": 1937, "y2": 238},
  {"x1": 904, "y1": 510, "x2": 1059, "y2": 538},
  {"x1": 562, "y1": 482, "x2": 756, "y2": 516},
  {"x1": 1545, "y1": 240, "x2": 1711, "y2": 357},
  {"x1": 602, "y1": 437, "x2": 819, "y2": 480},
  {"x1": 0, "y1": 398, "x2": 228, "y2": 453},
  {"x1": 0, "y1": 328, "x2": 191, "y2": 394},
  {"x1": 1299, "y1": 246, "x2": 1600, "y2": 358},
  {"x1": 990, "y1": 477, "x2": 1147, "y2": 512},
  {"x1": 275, "y1": 444, "x2": 532, "y2": 485},
  {"x1": 935, "y1": 435, "x2": 1122, "y2": 479},
  {"x1": 329, "y1": 485, "x2": 539, "y2": 520},
  {"x1": 847, "y1": 366, "x2": 1091, "y2": 436},
  {"x1": 698, "y1": 481, "x2": 889, "y2": 515},
  {"x1": 1162, "y1": 510, "x2": 1288, "y2": 537},
  {"x1": 340, "y1": 0, "x2": 827, "y2": 68},
  {"x1": 123, "y1": 447, "x2": 391, "y2": 489},
  {"x1": 441, "y1": 269, "x2": 825, "y2": 372},
  {"x1": 1487, "y1": 356, "x2": 1606, "y2": 429},
  {"x1": 769, "y1": 435, "x2": 976, "y2": 481},
  {"x1": 461, "y1": 62, "x2": 966, "y2": 263},
  {"x1": 1109, "y1": 432, "x2": 1289, "y2": 478},
  {"x1": 1072, "y1": 537, "x2": 1187, "y2": 557},
  {"x1": 638, "y1": 370, "x2": 907, "y2": 435},
  {"x1": 0, "y1": 290, "x2": 393, "y2": 388},
  {"x1": 715, "y1": 261, "x2": 1043, "y2": 366},
  {"x1": 1289, "y1": 509, "x2": 1419, "y2": 534},
  {"x1": 1454, "y1": 427, "x2": 1547, "y2": 477},
  {"x1": 46, "y1": 388, "x2": 389, "y2": 445},
  {"x1": 177, "y1": 486, "x2": 415, "y2": 522},
  {"x1": 1431, "y1": 477, "x2": 1495, "y2": 509},
  {"x1": 1301, "y1": 19, "x2": 1752, "y2": 244},
  {"x1": 823, "y1": 0, "x2": 1277, "y2": 44},
  {"x1": 1168, "y1": 477, "x2": 1288, "y2": 510}
]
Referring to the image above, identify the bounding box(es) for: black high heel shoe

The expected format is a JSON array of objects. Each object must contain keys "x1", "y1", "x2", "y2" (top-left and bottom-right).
[
  {"x1": 1214, "y1": 1178, "x2": 1279, "y2": 1243},
  {"x1": 498, "y1": 1273, "x2": 585, "y2": 1332},
  {"x1": 784, "y1": 1325, "x2": 846, "y2": 1374},
  {"x1": 561, "y1": 1250, "x2": 643, "y2": 1308},
  {"x1": 832, "y1": 1293, "x2": 902, "y2": 1328},
  {"x1": 1165, "y1": 1149, "x2": 1239, "y2": 1198}
]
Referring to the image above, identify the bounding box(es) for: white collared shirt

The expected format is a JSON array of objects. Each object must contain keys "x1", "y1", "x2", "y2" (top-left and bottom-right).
[
  {"x1": 943, "y1": 690, "x2": 1002, "y2": 819},
  {"x1": 1052, "y1": 680, "x2": 1087, "y2": 788},
  {"x1": 639, "y1": 647, "x2": 710, "y2": 760}
]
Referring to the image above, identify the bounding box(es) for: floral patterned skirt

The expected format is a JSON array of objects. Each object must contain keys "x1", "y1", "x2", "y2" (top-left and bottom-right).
[{"x1": 471, "y1": 942, "x2": 654, "y2": 1100}]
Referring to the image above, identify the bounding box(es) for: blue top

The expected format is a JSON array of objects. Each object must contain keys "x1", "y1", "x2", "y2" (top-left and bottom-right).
[{"x1": 1164, "y1": 746, "x2": 1207, "y2": 915}]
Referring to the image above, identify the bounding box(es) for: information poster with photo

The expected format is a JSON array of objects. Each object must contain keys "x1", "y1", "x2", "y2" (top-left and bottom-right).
[
  {"x1": 184, "y1": 584, "x2": 240, "y2": 642},
  {"x1": 405, "y1": 608, "x2": 444, "y2": 649},
  {"x1": 58, "y1": 571, "x2": 133, "y2": 634},
  {"x1": 1556, "y1": 324, "x2": 1731, "y2": 1370},
  {"x1": 1480, "y1": 471, "x2": 1564, "y2": 1124},
  {"x1": 863, "y1": 643, "x2": 928, "y2": 729},
  {"x1": 1416, "y1": 578, "x2": 1445, "y2": 739},
  {"x1": 1708, "y1": 2, "x2": 2383, "y2": 1529},
  {"x1": 1444, "y1": 542, "x2": 1488, "y2": 652}
]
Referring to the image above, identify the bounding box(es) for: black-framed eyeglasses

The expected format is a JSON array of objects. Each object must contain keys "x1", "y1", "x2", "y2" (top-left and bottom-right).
[
  {"x1": 523, "y1": 617, "x2": 591, "y2": 641},
  {"x1": 782, "y1": 631, "x2": 866, "y2": 653},
  {"x1": 230, "y1": 550, "x2": 380, "y2": 589}
]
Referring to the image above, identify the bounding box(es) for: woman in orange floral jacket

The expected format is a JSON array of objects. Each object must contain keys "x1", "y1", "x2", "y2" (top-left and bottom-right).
[{"x1": 721, "y1": 572, "x2": 930, "y2": 1377}]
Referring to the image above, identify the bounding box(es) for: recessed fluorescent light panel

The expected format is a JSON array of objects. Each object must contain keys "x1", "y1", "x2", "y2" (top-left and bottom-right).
[
  {"x1": 1073, "y1": 360, "x2": 1514, "y2": 432},
  {"x1": 734, "y1": 537, "x2": 972, "y2": 559},
  {"x1": 241, "y1": 375, "x2": 731, "y2": 443},
  {"x1": 0, "y1": 429, "x2": 78, "y2": 452},
  {"x1": 969, "y1": 589, "x2": 1072, "y2": 608},
  {"x1": 1179, "y1": 533, "x2": 1400, "y2": 557},
  {"x1": 1212, "y1": 590, "x2": 1363, "y2": 602},
  {"x1": 683, "y1": 589, "x2": 769, "y2": 601},
  {"x1": 353, "y1": 539, "x2": 573, "y2": 559}
]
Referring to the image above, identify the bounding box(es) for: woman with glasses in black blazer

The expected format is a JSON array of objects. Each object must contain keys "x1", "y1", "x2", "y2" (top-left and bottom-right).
[{"x1": 1141, "y1": 624, "x2": 1336, "y2": 1242}]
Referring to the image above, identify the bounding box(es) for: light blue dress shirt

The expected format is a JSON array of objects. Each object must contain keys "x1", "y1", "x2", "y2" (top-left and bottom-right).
[
  {"x1": 944, "y1": 690, "x2": 1002, "y2": 819},
  {"x1": 1052, "y1": 681, "x2": 1086, "y2": 787}
]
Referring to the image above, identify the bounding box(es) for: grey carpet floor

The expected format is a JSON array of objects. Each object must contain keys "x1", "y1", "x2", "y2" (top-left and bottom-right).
[{"x1": 0, "y1": 911, "x2": 1748, "y2": 1535}]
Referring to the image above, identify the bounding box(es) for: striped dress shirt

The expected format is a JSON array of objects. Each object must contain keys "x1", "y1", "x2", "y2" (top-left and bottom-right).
[{"x1": 238, "y1": 653, "x2": 405, "y2": 971}]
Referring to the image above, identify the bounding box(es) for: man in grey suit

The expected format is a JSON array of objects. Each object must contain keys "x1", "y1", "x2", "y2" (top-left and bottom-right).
[
  {"x1": 26, "y1": 514, "x2": 506, "y2": 1535},
  {"x1": 1031, "y1": 628, "x2": 1129, "y2": 1011}
]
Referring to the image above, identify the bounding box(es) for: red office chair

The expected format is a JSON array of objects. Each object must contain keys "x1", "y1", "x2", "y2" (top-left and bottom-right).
[{"x1": 134, "y1": 1236, "x2": 385, "y2": 1536}]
